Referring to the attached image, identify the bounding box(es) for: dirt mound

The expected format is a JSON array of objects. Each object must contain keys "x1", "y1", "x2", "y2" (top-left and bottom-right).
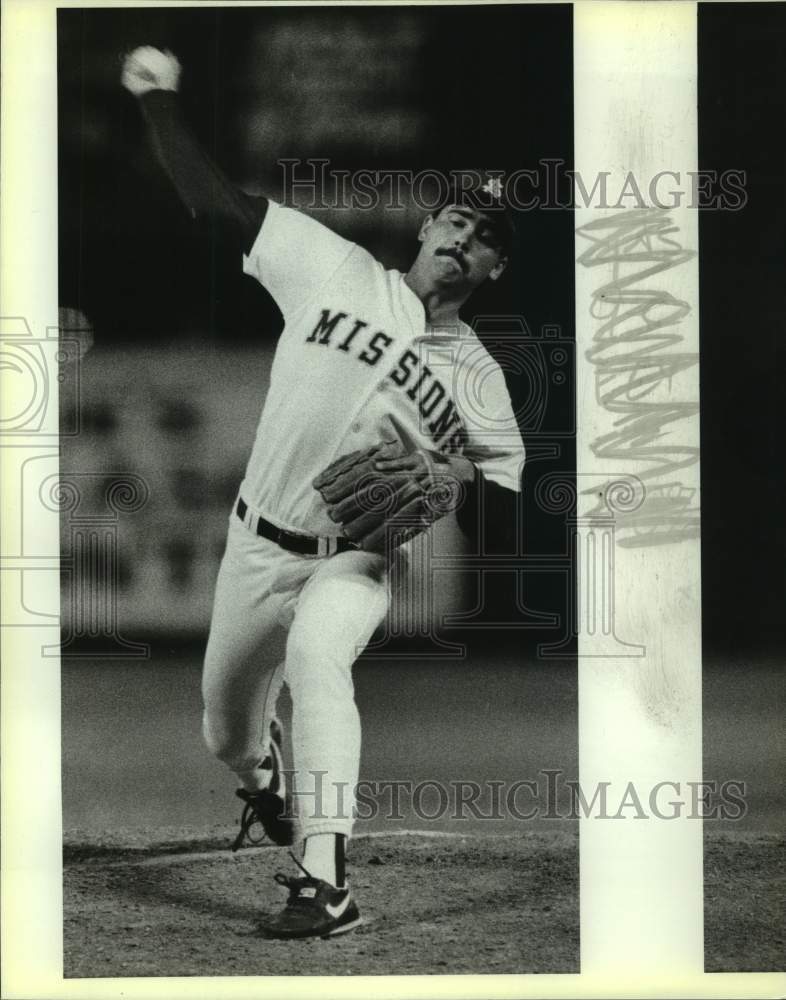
[
  {"x1": 704, "y1": 831, "x2": 786, "y2": 972},
  {"x1": 64, "y1": 828, "x2": 579, "y2": 977}
]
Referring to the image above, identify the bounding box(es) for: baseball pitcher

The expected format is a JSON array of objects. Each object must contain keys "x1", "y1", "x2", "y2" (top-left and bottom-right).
[{"x1": 122, "y1": 45, "x2": 525, "y2": 940}]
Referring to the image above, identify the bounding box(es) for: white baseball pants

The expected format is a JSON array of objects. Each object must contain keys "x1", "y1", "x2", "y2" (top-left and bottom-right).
[{"x1": 202, "y1": 511, "x2": 390, "y2": 838}]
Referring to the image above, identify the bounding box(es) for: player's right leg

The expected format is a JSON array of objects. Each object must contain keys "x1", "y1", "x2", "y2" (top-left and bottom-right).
[
  {"x1": 201, "y1": 514, "x2": 316, "y2": 842},
  {"x1": 259, "y1": 548, "x2": 390, "y2": 939}
]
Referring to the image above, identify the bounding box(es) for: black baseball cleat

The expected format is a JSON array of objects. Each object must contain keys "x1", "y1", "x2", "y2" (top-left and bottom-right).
[
  {"x1": 232, "y1": 719, "x2": 295, "y2": 849},
  {"x1": 261, "y1": 870, "x2": 362, "y2": 940}
]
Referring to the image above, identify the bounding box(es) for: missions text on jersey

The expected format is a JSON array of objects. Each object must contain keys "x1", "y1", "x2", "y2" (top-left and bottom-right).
[
  {"x1": 241, "y1": 202, "x2": 525, "y2": 536},
  {"x1": 306, "y1": 307, "x2": 468, "y2": 454}
]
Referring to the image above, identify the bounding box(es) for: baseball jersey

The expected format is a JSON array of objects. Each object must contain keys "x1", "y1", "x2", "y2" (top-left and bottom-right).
[{"x1": 240, "y1": 202, "x2": 526, "y2": 537}]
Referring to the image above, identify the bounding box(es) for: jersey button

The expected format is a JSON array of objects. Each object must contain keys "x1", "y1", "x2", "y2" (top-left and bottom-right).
[
  {"x1": 377, "y1": 380, "x2": 388, "y2": 392},
  {"x1": 351, "y1": 421, "x2": 362, "y2": 433}
]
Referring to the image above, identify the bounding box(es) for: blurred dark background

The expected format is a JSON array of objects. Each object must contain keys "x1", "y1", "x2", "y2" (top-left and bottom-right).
[
  {"x1": 699, "y1": 7, "x2": 785, "y2": 960},
  {"x1": 698, "y1": 2, "x2": 785, "y2": 662}
]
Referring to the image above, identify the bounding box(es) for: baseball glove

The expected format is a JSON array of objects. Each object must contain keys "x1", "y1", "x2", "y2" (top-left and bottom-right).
[{"x1": 313, "y1": 440, "x2": 464, "y2": 553}]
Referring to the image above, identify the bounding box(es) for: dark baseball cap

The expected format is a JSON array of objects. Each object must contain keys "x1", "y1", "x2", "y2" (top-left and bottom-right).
[{"x1": 433, "y1": 171, "x2": 516, "y2": 255}]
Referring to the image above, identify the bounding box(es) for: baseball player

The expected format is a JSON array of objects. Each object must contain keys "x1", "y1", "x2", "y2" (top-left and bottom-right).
[{"x1": 122, "y1": 46, "x2": 525, "y2": 940}]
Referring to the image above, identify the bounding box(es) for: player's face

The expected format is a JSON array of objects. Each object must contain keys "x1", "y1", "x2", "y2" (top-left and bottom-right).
[{"x1": 416, "y1": 205, "x2": 508, "y2": 290}]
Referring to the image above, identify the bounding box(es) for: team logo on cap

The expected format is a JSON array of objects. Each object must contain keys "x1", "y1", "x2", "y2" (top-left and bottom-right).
[{"x1": 482, "y1": 176, "x2": 504, "y2": 200}]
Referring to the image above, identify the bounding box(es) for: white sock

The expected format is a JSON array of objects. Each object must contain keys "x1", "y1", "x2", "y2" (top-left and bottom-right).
[{"x1": 302, "y1": 833, "x2": 346, "y2": 888}]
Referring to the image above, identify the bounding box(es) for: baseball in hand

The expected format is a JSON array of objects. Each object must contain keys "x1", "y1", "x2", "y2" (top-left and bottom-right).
[{"x1": 121, "y1": 46, "x2": 181, "y2": 96}]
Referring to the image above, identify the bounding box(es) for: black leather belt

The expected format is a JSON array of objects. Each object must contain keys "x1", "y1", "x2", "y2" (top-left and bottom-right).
[{"x1": 236, "y1": 498, "x2": 354, "y2": 556}]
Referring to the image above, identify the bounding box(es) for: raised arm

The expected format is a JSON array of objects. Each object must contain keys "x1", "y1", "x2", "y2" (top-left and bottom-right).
[
  {"x1": 122, "y1": 47, "x2": 358, "y2": 319},
  {"x1": 121, "y1": 47, "x2": 267, "y2": 254}
]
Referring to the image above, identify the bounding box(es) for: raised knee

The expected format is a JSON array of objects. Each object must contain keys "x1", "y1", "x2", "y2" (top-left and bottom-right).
[
  {"x1": 202, "y1": 712, "x2": 258, "y2": 772},
  {"x1": 202, "y1": 712, "x2": 229, "y2": 760}
]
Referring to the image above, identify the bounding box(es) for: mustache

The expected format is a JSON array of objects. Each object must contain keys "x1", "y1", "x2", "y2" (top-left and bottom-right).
[{"x1": 435, "y1": 247, "x2": 468, "y2": 273}]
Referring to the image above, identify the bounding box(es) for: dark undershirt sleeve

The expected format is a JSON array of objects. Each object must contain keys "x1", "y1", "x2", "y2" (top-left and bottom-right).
[
  {"x1": 455, "y1": 467, "x2": 519, "y2": 554},
  {"x1": 138, "y1": 90, "x2": 267, "y2": 255}
]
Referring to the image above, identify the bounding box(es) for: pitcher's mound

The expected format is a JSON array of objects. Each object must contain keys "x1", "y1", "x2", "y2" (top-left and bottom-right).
[{"x1": 64, "y1": 827, "x2": 579, "y2": 977}]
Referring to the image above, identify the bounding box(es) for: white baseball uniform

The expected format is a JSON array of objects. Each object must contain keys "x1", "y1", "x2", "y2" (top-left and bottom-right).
[{"x1": 202, "y1": 201, "x2": 527, "y2": 837}]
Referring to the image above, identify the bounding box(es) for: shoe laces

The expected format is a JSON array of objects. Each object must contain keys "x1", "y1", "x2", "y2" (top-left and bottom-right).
[
  {"x1": 288, "y1": 851, "x2": 313, "y2": 878},
  {"x1": 231, "y1": 793, "x2": 269, "y2": 852},
  {"x1": 272, "y1": 853, "x2": 326, "y2": 909},
  {"x1": 230, "y1": 744, "x2": 278, "y2": 852}
]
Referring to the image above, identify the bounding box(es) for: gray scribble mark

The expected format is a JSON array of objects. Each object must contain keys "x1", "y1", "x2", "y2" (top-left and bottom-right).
[{"x1": 577, "y1": 208, "x2": 700, "y2": 546}]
